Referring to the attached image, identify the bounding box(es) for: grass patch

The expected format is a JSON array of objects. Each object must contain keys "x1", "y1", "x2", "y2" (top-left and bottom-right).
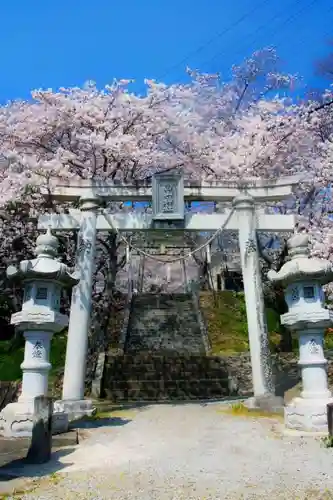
[
  {"x1": 48, "y1": 472, "x2": 62, "y2": 485},
  {"x1": 104, "y1": 409, "x2": 136, "y2": 419},
  {"x1": 321, "y1": 435, "x2": 333, "y2": 448},
  {"x1": 220, "y1": 401, "x2": 283, "y2": 421},
  {"x1": 199, "y1": 291, "x2": 282, "y2": 355}
]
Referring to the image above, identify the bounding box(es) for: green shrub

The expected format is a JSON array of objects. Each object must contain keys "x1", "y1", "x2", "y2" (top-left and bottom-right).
[{"x1": 0, "y1": 332, "x2": 67, "y2": 382}]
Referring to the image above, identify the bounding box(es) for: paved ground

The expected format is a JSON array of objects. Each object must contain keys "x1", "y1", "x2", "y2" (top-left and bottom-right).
[
  {"x1": 0, "y1": 431, "x2": 79, "y2": 497},
  {"x1": 1, "y1": 403, "x2": 333, "y2": 499}
]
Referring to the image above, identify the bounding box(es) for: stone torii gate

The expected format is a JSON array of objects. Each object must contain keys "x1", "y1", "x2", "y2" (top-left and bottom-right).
[{"x1": 38, "y1": 173, "x2": 299, "y2": 417}]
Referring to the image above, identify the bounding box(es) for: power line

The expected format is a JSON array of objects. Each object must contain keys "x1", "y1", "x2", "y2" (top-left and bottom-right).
[
  {"x1": 203, "y1": 0, "x2": 324, "y2": 69},
  {"x1": 270, "y1": 5, "x2": 333, "y2": 55},
  {"x1": 157, "y1": 0, "x2": 272, "y2": 80}
]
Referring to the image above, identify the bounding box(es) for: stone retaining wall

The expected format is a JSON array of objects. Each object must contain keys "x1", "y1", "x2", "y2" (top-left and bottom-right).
[
  {"x1": 103, "y1": 353, "x2": 232, "y2": 402},
  {"x1": 102, "y1": 351, "x2": 310, "y2": 402},
  {"x1": 219, "y1": 351, "x2": 333, "y2": 398},
  {"x1": 0, "y1": 381, "x2": 20, "y2": 412},
  {"x1": 221, "y1": 352, "x2": 300, "y2": 398}
]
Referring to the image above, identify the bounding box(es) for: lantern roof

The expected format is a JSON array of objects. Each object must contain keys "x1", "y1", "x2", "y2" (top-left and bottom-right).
[
  {"x1": 7, "y1": 229, "x2": 79, "y2": 287},
  {"x1": 35, "y1": 227, "x2": 59, "y2": 258},
  {"x1": 267, "y1": 233, "x2": 333, "y2": 286}
]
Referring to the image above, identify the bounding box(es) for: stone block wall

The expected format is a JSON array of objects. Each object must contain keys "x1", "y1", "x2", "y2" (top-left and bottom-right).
[
  {"x1": 221, "y1": 354, "x2": 253, "y2": 396},
  {"x1": 103, "y1": 353, "x2": 233, "y2": 402},
  {"x1": 125, "y1": 293, "x2": 206, "y2": 354},
  {"x1": 220, "y1": 352, "x2": 301, "y2": 398},
  {"x1": 102, "y1": 351, "x2": 305, "y2": 403},
  {"x1": 0, "y1": 381, "x2": 20, "y2": 412},
  {"x1": 213, "y1": 351, "x2": 333, "y2": 399}
]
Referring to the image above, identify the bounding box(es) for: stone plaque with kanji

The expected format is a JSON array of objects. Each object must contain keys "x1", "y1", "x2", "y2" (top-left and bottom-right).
[{"x1": 152, "y1": 171, "x2": 184, "y2": 221}]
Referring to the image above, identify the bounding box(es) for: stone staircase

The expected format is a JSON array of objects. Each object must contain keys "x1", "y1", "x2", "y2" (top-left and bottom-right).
[
  {"x1": 102, "y1": 293, "x2": 232, "y2": 402},
  {"x1": 124, "y1": 293, "x2": 207, "y2": 354}
]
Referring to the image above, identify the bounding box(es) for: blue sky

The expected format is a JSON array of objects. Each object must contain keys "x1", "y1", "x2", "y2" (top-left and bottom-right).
[{"x1": 0, "y1": 0, "x2": 332, "y2": 103}]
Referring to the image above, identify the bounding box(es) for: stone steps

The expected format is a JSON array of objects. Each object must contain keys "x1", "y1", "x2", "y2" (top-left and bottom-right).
[
  {"x1": 103, "y1": 292, "x2": 231, "y2": 402},
  {"x1": 103, "y1": 353, "x2": 232, "y2": 402},
  {"x1": 104, "y1": 379, "x2": 230, "y2": 402},
  {"x1": 106, "y1": 354, "x2": 227, "y2": 375},
  {"x1": 124, "y1": 292, "x2": 206, "y2": 355},
  {"x1": 125, "y1": 341, "x2": 206, "y2": 354}
]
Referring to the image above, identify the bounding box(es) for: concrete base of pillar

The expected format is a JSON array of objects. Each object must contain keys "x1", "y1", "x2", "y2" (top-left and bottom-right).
[
  {"x1": 52, "y1": 412, "x2": 69, "y2": 434},
  {"x1": 54, "y1": 399, "x2": 96, "y2": 422},
  {"x1": 285, "y1": 396, "x2": 333, "y2": 432},
  {"x1": 245, "y1": 394, "x2": 284, "y2": 414},
  {"x1": 0, "y1": 399, "x2": 69, "y2": 438}
]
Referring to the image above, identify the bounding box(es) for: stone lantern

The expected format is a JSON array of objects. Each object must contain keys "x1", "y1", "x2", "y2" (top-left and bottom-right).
[
  {"x1": 0, "y1": 228, "x2": 79, "y2": 437},
  {"x1": 268, "y1": 233, "x2": 333, "y2": 432}
]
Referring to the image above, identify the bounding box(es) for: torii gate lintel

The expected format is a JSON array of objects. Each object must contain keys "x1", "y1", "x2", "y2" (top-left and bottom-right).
[{"x1": 40, "y1": 174, "x2": 301, "y2": 203}]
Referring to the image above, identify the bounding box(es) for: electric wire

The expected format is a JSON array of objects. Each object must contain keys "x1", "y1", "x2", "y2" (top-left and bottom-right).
[
  {"x1": 269, "y1": 6, "x2": 333, "y2": 57},
  {"x1": 157, "y1": 0, "x2": 273, "y2": 81},
  {"x1": 203, "y1": 0, "x2": 325, "y2": 69}
]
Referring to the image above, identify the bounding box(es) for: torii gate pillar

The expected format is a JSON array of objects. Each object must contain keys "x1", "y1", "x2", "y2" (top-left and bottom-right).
[
  {"x1": 233, "y1": 194, "x2": 277, "y2": 406},
  {"x1": 55, "y1": 191, "x2": 101, "y2": 420}
]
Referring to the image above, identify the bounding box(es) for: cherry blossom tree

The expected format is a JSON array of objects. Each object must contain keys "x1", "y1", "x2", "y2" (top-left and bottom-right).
[
  {"x1": 0, "y1": 47, "x2": 332, "y2": 357},
  {"x1": 0, "y1": 48, "x2": 302, "y2": 193}
]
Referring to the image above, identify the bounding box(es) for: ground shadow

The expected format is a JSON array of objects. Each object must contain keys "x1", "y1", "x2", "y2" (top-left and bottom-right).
[
  {"x1": 0, "y1": 447, "x2": 76, "y2": 479},
  {"x1": 71, "y1": 416, "x2": 132, "y2": 429},
  {"x1": 95, "y1": 402, "x2": 151, "y2": 412},
  {"x1": 275, "y1": 366, "x2": 300, "y2": 398}
]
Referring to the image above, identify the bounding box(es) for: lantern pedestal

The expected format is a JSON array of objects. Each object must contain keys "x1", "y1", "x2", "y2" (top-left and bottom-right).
[
  {"x1": 284, "y1": 319, "x2": 333, "y2": 432},
  {"x1": 0, "y1": 309, "x2": 70, "y2": 437},
  {"x1": 285, "y1": 397, "x2": 333, "y2": 433},
  {"x1": 0, "y1": 398, "x2": 38, "y2": 438},
  {"x1": 0, "y1": 398, "x2": 69, "y2": 438},
  {"x1": 282, "y1": 311, "x2": 333, "y2": 432}
]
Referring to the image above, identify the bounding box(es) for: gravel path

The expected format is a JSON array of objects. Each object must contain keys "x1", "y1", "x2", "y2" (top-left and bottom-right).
[{"x1": 4, "y1": 403, "x2": 333, "y2": 499}]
